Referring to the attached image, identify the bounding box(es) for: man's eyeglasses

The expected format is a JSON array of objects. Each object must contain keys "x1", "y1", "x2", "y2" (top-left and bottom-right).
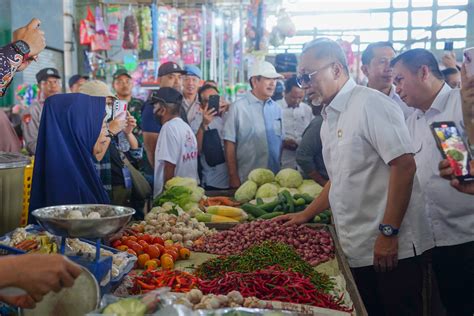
[{"x1": 296, "y1": 62, "x2": 335, "y2": 88}]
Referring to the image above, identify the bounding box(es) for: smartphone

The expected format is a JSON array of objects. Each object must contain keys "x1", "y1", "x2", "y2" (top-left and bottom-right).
[
  {"x1": 444, "y1": 41, "x2": 453, "y2": 52},
  {"x1": 430, "y1": 121, "x2": 474, "y2": 182},
  {"x1": 112, "y1": 100, "x2": 128, "y2": 120},
  {"x1": 208, "y1": 95, "x2": 220, "y2": 112},
  {"x1": 463, "y1": 47, "x2": 474, "y2": 77}
]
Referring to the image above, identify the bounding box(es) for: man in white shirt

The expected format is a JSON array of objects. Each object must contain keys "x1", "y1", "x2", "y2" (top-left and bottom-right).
[
  {"x1": 391, "y1": 48, "x2": 474, "y2": 316},
  {"x1": 182, "y1": 65, "x2": 202, "y2": 125},
  {"x1": 151, "y1": 87, "x2": 199, "y2": 197},
  {"x1": 361, "y1": 41, "x2": 414, "y2": 119},
  {"x1": 278, "y1": 77, "x2": 313, "y2": 169},
  {"x1": 277, "y1": 38, "x2": 434, "y2": 315}
]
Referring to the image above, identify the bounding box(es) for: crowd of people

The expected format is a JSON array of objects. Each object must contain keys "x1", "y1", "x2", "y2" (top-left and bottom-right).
[{"x1": 0, "y1": 18, "x2": 473, "y2": 315}]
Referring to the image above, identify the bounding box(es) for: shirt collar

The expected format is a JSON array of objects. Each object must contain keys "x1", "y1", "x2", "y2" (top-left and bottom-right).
[
  {"x1": 388, "y1": 85, "x2": 396, "y2": 98},
  {"x1": 430, "y1": 83, "x2": 452, "y2": 113},
  {"x1": 247, "y1": 91, "x2": 270, "y2": 105},
  {"x1": 326, "y1": 78, "x2": 356, "y2": 113}
]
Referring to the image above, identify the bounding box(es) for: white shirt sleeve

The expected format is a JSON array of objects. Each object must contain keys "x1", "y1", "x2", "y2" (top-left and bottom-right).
[
  {"x1": 363, "y1": 95, "x2": 415, "y2": 164},
  {"x1": 223, "y1": 101, "x2": 238, "y2": 143},
  {"x1": 156, "y1": 124, "x2": 180, "y2": 165}
]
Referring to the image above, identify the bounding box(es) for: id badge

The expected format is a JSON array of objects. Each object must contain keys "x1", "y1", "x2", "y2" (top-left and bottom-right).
[{"x1": 122, "y1": 166, "x2": 132, "y2": 189}]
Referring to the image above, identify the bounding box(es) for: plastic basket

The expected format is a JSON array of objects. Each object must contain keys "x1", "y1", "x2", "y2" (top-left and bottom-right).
[{"x1": 20, "y1": 158, "x2": 34, "y2": 226}]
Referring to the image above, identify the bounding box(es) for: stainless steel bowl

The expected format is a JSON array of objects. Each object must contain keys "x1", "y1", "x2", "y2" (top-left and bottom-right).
[{"x1": 31, "y1": 204, "x2": 135, "y2": 238}]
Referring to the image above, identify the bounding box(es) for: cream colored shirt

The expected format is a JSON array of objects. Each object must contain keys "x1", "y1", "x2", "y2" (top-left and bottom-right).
[{"x1": 321, "y1": 79, "x2": 434, "y2": 268}]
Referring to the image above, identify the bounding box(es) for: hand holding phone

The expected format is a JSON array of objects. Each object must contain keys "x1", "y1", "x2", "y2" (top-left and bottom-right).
[
  {"x1": 113, "y1": 100, "x2": 128, "y2": 120},
  {"x1": 208, "y1": 95, "x2": 220, "y2": 113},
  {"x1": 430, "y1": 121, "x2": 474, "y2": 182}
]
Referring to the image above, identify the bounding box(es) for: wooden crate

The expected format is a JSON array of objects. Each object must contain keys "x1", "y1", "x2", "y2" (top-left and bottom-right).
[{"x1": 204, "y1": 222, "x2": 367, "y2": 316}]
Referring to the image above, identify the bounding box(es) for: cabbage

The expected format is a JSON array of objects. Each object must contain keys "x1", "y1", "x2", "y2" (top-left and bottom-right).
[
  {"x1": 234, "y1": 180, "x2": 258, "y2": 202},
  {"x1": 298, "y1": 179, "x2": 323, "y2": 197},
  {"x1": 154, "y1": 186, "x2": 193, "y2": 208},
  {"x1": 278, "y1": 187, "x2": 300, "y2": 196},
  {"x1": 275, "y1": 168, "x2": 303, "y2": 188},
  {"x1": 248, "y1": 168, "x2": 275, "y2": 186},
  {"x1": 255, "y1": 183, "x2": 279, "y2": 198},
  {"x1": 164, "y1": 177, "x2": 198, "y2": 190},
  {"x1": 190, "y1": 186, "x2": 205, "y2": 202}
]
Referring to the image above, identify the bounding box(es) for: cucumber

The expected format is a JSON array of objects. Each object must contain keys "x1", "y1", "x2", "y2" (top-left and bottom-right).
[
  {"x1": 258, "y1": 211, "x2": 284, "y2": 219},
  {"x1": 273, "y1": 205, "x2": 283, "y2": 212},
  {"x1": 313, "y1": 215, "x2": 322, "y2": 223},
  {"x1": 241, "y1": 203, "x2": 267, "y2": 217},
  {"x1": 301, "y1": 193, "x2": 314, "y2": 204},
  {"x1": 294, "y1": 197, "x2": 306, "y2": 206},
  {"x1": 256, "y1": 197, "x2": 264, "y2": 205},
  {"x1": 281, "y1": 191, "x2": 294, "y2": 213},
  {"x1": 294, "y1": 205, "x2": 306, "y2": 212},
  {"x1": 259, "y1": 198, "x2": 281, "y2": 212}
]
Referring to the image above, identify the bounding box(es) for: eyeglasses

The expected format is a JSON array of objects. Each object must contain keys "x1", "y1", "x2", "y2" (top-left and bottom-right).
[{"x1": 296, "y1": 62, "x2": 335, "y2": 88}]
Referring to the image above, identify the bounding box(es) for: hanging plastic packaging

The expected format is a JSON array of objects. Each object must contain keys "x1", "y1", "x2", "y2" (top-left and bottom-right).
[
  {"x1": 122, "y1": 7, "x2": 139, "y2": 49},
  {"x1": 79, "y1": 6, "x2": 95, "y2": 45}
]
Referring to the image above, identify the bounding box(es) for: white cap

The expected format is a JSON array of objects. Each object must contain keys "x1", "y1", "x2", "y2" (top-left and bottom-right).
[{"x1": 248, "y1": 61, "x2": 283, "y2": 80}]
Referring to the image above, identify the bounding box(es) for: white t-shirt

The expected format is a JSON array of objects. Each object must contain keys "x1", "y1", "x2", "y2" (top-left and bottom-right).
[
  {"x1": 321, "y1": 79, "x2": 434, "y2": 268},
  {"x1": 154, "y1": 117, "x2": 199, "y2": 197}
]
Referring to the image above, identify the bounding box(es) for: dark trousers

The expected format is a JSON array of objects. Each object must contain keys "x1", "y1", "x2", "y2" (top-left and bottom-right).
[
  {"x1": 351, "y1": 256, "x2": 423, "y2": 316},
  {"x1": 432, "y1": 241, "x2": 474, "y2": 316}
]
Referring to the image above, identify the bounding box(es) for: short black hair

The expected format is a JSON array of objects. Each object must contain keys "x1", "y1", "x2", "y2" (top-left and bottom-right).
[
  {"x1": 284, "y1": 76, "x2": 300, "y2": 94},
  {"x1": 249, "y1": 75, "x2": 262, "y2": 90},
  {"x1": 302, "y1": 38, "x2": 349, "y2": 75},
  {"x1": 198, "y1": 84, "x2": 219, "y2": 104},
  {"x1": 361, "y1": 41, "x2": 395, "y2": 65},
  {"x1": 390, "y1": 48, "x2": 443, "y2": 80},
  {"x1": 441, "y1": 67, "x2": 459, "y2": 77}
]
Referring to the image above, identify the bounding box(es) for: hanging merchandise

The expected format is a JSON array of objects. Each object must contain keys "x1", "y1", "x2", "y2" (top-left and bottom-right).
[
  {"x1": 91, "y1": 6, "x2": 111, "y2": 51},
  {"x1": 15, "y1": 84, "x2": 38, "y2": 107},
  {"x1": 79, "y1": 6, "x2": 95, "y2": 45},
  {"x1": 157, "y1": 6, "x2": 181, "y2": 64},
  {"x1": 123, "y1": 54, "x2": 138, "y2": 72},
  {"x1": 138, "y1": 6, "x2": 152, "y2": 51},
  {"x1": 160, "y1": 38, "x2": 181, "y2": 63},
  {"x1": 338, "y1": 40, "x2": 355, "y2": 67},
  {"x1": 180, "y1": 10, "x2": 202, "y2": 65},
  {"x1": 122, "y1": 7, "x2": 139, "y2": 50},
  {"x1": 106, "y1": 5, "x2": 121, "y2": 41}
]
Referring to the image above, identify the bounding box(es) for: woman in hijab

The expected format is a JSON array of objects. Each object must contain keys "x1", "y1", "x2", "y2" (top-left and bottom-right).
[
  {"x1": 29, "y1": 93, "x2": 111, "y2": 215},
  {"x1": 0, "y1": 110, "x2": 21, "y2": 152}
]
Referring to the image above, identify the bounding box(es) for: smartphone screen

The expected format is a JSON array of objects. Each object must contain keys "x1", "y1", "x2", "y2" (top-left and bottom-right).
[
  {"x1": 113, "y1": 100, "x2": 128, "y2": 120},
  {"x1": 431, "y1": 121, "x2": 473, "y2": 182},
  {"x1": 208, "y1": 95, "x2": 220, "y2": 112},
  {"x1": 444, "y1": 41, "x2": 453, "y2": 51}
]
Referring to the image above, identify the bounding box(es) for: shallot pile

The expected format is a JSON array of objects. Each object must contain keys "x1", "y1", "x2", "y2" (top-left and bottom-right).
[{"x1": 192, "y1": 220, "x2": 335, "y2": 266}]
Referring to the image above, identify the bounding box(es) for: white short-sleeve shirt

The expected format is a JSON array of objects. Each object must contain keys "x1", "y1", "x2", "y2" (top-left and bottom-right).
[
  {"x1": 321, "y1": 79, "x2": 434, "y2": 268},
  {"x1": 406, "y1": 84, "x2": 474, "y2": 247},
  {"x1": 153, "y1": 117, "x2": 199, "y2": 197}
]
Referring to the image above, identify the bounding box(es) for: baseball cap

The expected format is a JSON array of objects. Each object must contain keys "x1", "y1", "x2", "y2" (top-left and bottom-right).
[
  {"x1": 68, "y1": 74, "x2": 89, "y2": 88},
  {"x1": 149, "y1": 87, "x2": 183, "y2": 106},
  {"x1": 248, "y1": 61, "x2": 283, "y2": 80},
  {"x1": 184, "y1": 65, "x2": 202, "y2": 79},
  {"x1": 158, "y1": 62, "x2": 187, "y2": 77},
  {"x1": 78, "y1": 80, "x2": 115, "y2": 98},
  {"x1": 36, "y1": 68, "x2": 61, "y2": 83},
  {"x1": 113, "y1": 69, "x2": 132, "y2": 81}
]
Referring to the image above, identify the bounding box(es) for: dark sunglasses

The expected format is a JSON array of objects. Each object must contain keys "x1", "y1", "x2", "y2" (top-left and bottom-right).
[{"x1": 296, "y1": 62, "x2": 335, "y2": 88}]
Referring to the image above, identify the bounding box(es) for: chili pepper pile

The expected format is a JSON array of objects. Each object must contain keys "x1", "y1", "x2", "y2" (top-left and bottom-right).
[
  {"x1": 195, "y1": 241, "x2": 334, "y2": 293},
  {"x1": 130, "y1": 270, "x2": 198, "y2": 294},
  {"x1": 198, "y1": 265, "x2": 353, "y2": 313}
]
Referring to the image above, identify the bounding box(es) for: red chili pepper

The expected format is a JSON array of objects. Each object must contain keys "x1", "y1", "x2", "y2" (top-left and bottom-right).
[{"x1": 136, "y1": 279, "x2": 156, "y2": 290}]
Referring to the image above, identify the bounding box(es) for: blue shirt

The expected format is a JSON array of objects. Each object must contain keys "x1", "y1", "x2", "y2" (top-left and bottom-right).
[
  {"x1": 141, "y1": 101, "x2": 162, "y2": 133},
  {"x1": 223, "y1": 91, "x2": 283, "y2": 181}
]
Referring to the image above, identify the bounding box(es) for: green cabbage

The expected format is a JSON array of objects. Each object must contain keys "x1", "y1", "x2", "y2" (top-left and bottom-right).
[
  {"x1": 278, "y1": 187, "x2": 300, "y2": 195},
  {"x1": 190, "y1": 186, "x2": 205, "y2": 202},
  {"x1": 255, "y1": 183, "x2": 280, "y2": 198},
  {"x1": 164, "y1": 177, "x2": 198, "y2": 190},
  {"x1": 248, "y1": 168, "x2": 275, "y2": 186},
  {"x1": 154, "y1": 186, "x2": 193, "y2": 208},
  {"x1": 298, "y1": 179, "x2": 323, "y2": 197},
  {"x1": 275, "y1": 168, "x2": 303, "y2": 188},
  {"x1": 234, "y1": 180, "x2": 258, "y2": 202}
]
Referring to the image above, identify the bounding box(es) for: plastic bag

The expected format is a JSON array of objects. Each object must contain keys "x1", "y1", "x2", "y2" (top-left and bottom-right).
[
  {"x1": 122, "y1": 14, "x2": 139, "y2": 49},
  {"x1": 91, "y1": 33, "x2": 111, "y2": 51},
  {"x1": 80, "y1": 6, "x2": 95, "y2": 45},
  {"x1": 108, "y1": 24, "x2": 119, "y2": 40}
]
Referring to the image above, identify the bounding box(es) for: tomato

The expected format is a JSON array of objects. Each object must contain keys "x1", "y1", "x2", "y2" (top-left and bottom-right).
[
  {"x1": 139, "y1": 234, "x2": 153, "y2": 243},
  {"x1": 131, "y1": 244, "x2": 144, "y2": 255},
  {"x1": 128, "y1": 236, "x2": 138, "y2": 242},
  {"x1": 156, "y1": 244, "x2": 165, "y2": 254},
  {"x1": 144, "y1": 259, "x2": 158, "y2": 270},
  {"x1": 127, "y1": 249, "x2": 137, "y2": 256},
  {"x1": 125, "y1": 240, "x2": 139, "y2": 248},
  {"x1": 152, "y1": 236, "x2": 164, "y2": 246},
  {"x1": 164, "y1": 249, "x2": 178, "y2": 261},
  {"x1": 116, "y1": 245, "x2": 128, "y2": 252},
  {"x1": 132, "y1": 224, "x2": 145, "y2": 233},
  {"x1": 160, "y1": 255, "x2": 174, "y2": 270},
  {"x1": 151, "y1": 258, "x2": 161, "y2": 267},
  {"x1": 112, "y1": 240, "x2": 122, "y2": 248},
  {"x1": 145, "y1": 245, "x2": 161, "y2": 259},
  {"x1": 138, "y1": 240, "x2": 149, "y2": 249},
  {"x1": 137, "y1": 253, "x2": 151, "y2": 269},
  {"x1": 179, "y1": 248, "x2": 191, "y2": 260}
]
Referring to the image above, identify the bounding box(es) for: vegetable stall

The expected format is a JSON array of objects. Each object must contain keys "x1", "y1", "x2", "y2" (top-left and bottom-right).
[{"x1": 0, "y1": 168, "x2": 367, "y2": 315}]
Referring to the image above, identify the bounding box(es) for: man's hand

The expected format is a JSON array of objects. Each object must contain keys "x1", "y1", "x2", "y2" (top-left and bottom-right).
[
  {"x1": 0, "y1": 294, "x2": 36, "y2": 309},
  {"x1": 373, "y1": 235, "x2": 398, "y2": 272},
  {"x1": 123, "y1": 112, "x2": 137, "y2": 135},
  {"x1": 9, "y1": 254, "x2": 82, "y2": 302},
  {"x1": 441, "y1": 51, "x2": 457, "y2": 69},
  {"x1": 273, "y1": 211, "x2": 313, "y2": 226},
  {"x1": 13, "y1": 18, "x2": 46, "y2": 58},
  {"x1": 201, "y1": 105, "x2": 216, "y2": 127},
  {"x1": 283, "y1": 139, "x2": 298, "y2": 151},
  {"x1": 229, "y1": 175, "x2": 241, "y2": 189},
  {"x1": 439, "y1": 159, "x2": 474, "y2": 195}
]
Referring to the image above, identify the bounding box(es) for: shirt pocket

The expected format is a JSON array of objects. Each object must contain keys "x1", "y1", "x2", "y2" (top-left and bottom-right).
[
  {"x1": 337, "y1": 136, "x2": 374, "y2": 174},
  {"x1": 273, "y1": 118, "x2": 283, "y2": 137}
]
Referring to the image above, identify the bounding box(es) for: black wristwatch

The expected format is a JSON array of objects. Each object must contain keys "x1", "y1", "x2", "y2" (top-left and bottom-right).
[
  {"x1": 379, "y1": 224, "x2": 399, "y2": 237},
  {"x1": 11, "y1": 40, "x2": 30, "y2": 57}
]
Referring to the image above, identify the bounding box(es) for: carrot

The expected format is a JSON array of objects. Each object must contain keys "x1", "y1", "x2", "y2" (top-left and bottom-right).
[{"x1": 207, "y1": 196, "x2": 240, "y2": 206}]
